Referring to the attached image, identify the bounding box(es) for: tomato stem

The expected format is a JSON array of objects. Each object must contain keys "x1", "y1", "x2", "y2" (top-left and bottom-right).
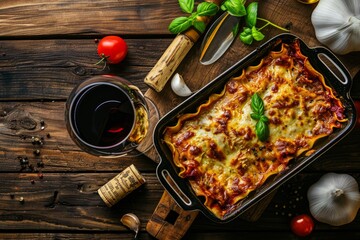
[{"x1": 95, "y1": 54, "x2": 109, "y2": 70}]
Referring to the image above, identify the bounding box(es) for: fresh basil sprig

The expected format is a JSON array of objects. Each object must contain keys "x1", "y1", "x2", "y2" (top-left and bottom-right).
[
  {"x1": 169, "y1": 0, "x2": 289, "y2": 47},
  {"x1": 250, "y1": 93, "x2": 269, "y2": 141},
  {"x1": 240, "y1": 2, "x2": 289, "y2": 45},
  {"x1": 168, "y1": 0, "x2": 219, "y2": 34}
]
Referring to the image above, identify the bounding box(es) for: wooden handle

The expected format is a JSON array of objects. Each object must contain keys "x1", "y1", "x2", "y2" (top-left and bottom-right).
[
  {"x1": 144, "y1": 34, "x2": 195, "y2": 92},
  {"x1": 144, "y1": 0, "x2": 224, "y2": 92},
  {"x1": 146, "y1": 191, "x2": 199, "y2": 240}
]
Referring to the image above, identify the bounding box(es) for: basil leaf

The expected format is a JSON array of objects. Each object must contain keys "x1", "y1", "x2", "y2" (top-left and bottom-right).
[
  {"x1": 193, "y1": 20, "x2": 206, "y2": 33},
  {"x1": 179, "y1": 0, "x2": 194, "y2": 14},
  {"x1": 260, "y1": 115, "x2": 269, "y2": 123},
  {"x1": 250, "y1": 113, "x2": 261, "y2": 121},
  {"x1": 197, "y1": 2, "x2": 219, "y2": 16},
  {"x1": 240, "y1": 31, "x2": 253, "y2": 44},
  {"x1": 240, "y1": 27, "x2": 253, "y2": 44},
  {"x1": 256, "y1": 120, "x2": 269, "y2": 142},
  {"x1": 168, "y1": 17, "x2": 192, "y2": 34},
  {"x1": 222, "y1": 0, "x2": 246, "y2": 17},
  {"x1": 246, "y1": 2, "x2": 258, "y2": 27},
  {"x1": 251, "y1": 93, "x2": 264, "y2": 115},
  {"x1": 252, "y1": 26, "x2": 265, "y2": 41}
]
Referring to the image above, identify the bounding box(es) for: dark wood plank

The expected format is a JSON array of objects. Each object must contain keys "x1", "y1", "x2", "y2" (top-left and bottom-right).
[
  {"x1": 0, "y1": 39, "x2": 171, "y2": 99},
  {"x1": 1, "y1": 231, "x2": 360, "y2": 240},
  {"x1": 0, "y1": 0, "x2": 178, "y2": 37}
]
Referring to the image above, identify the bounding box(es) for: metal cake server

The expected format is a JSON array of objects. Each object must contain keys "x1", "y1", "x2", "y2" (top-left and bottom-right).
[{"x1": 199, "y1": 12, "x2": 240, "y2": 65}]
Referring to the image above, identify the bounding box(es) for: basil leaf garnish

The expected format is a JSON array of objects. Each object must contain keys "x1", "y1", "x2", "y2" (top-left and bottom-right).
[
  {"x1": 250, "y1": 93, "x2": 269, "y2": 141},
  {"x1": 197, "y1": 2, "x2": 219, "y2": 16},
  {"x1": 252, "y1": 26, "x2": 265, "y2": 41},
  {"x1": 256, "y1": 120, "x2": 269, "y2": 142},
  {"x1": 168, "y1": 17, "x2": 192, "y2": 34},
  {"x1": 251, "y1": 92, "x2": 265, "y2": 115},
  {"x1": 245, "y1": 2, "x2": 258, "y2": 27},
  {"x1": 222, "y1": 0, "x2": 247, "y2": 17},
  {"x1": 179, "y1": 0, "x2": 194, "y2": 14},
  {"x1": 193, "y1": 20, "x2": 206, "y2": 33}
]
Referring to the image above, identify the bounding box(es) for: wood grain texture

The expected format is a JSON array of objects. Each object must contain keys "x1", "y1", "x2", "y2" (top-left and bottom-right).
[
  {"x1": 0, "y1": 0, "x2": 359, "y2": 239},
  {"x1": 146, "y1": 191, "x2": 199, "y2": 240},
  {"x1": 0, "y1": 0, "x2": 178, "y2": 37},
  {"x1": 0, "y1": 39, "x2": 171, "y2": 99}
]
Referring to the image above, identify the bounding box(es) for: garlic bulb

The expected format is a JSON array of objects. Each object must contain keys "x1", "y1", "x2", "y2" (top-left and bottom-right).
[
  {"x1": 307, "y1": 173, "x2": 360, "y2": 226},
  {"x1": 311, "y1": 0, "x2": 360, "y2": 55},
  {"x1": 170, "y1": 73, "x2": 193, "y2": 97}
]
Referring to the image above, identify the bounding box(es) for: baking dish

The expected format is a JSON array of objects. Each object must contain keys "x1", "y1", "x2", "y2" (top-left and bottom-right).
[{"x1": 153, "y1": 33, "x2": 356, "y2": 223}]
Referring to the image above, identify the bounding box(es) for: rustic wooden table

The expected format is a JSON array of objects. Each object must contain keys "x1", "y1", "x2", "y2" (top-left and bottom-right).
[{"x1": 0, "y1": 0, "x2": 359, "y2": 239}]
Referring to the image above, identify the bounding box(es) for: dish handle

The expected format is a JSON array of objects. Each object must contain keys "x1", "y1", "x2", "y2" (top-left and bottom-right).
[
  {"x1": 156, "y1": 162, "x2": 200, "y2": 211},
  {"x1": 313, "y1": 46, "x2": 352, "y2": 95}
]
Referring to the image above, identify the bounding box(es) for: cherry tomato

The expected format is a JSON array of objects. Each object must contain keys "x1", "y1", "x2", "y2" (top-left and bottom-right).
[
  {"x1": 290, "y1": 214, "x2": 314, "y2": 237},
  {"x1": 355, "y1": 100, "x2": 360, "y2": 129},
  {"x1": 97, "y1": 36, "x2": 128, "y2": 64}
]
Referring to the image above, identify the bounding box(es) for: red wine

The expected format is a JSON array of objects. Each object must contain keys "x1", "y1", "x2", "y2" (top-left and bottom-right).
[{"x1": 72, "y1": 83, "x2": 135, "y2": 147}]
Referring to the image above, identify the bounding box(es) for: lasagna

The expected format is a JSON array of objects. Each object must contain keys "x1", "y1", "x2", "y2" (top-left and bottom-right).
[{"x1": 163, "y1": 40, "x2": 347, "y2": 219}]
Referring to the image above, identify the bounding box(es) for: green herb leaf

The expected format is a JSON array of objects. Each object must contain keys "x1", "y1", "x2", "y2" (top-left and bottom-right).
[
  {"x1": 240, "y1": 29, "x2": 253, "y2": 45},
  {"x1": 193, "y1": 20, "x2": 206, "y2": 33},
  {"x1": 260, "y1": 115, "x2": 269, "y2": 123},
  {"x1": 197, "y1": 2, "x2": 219, "y2": 16},
  {"x1": 250, "y1": 93, "x2": 269, "y2": 141},
  {"x1": 252, "y1": 26, "x2": 265, "y2": 41},
  {"x1": 168, "y1": 17, "x2": 192, "y2": 34},
  {"x1": 246, "y1": 2, "x2": 258, "y2": 27},
  {"x1": 251, "y1": 93, "x2": 265, "y2": 115},
  {"x1": 222, "y1": 0, "x2": 247, "y2": 17},
  {"x1": 256, "y1": 119, "x2": 269, "y2": 142},
  {"x1": 179, "y1": 0, "x2": 194, "y2": 14},
  {"x1": 250, "y1": 113, "x2": 261, "y2": 121}
]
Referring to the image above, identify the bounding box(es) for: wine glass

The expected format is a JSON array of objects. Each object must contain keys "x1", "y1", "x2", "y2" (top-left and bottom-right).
[{"x1": 65, "y1": 75, "x2": 159, "y2": 157}]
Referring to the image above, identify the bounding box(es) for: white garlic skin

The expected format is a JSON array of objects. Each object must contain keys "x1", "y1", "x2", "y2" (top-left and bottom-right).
[
  {"x1": 307, "y1": 173, "x2": 360, "y2": 226},
  {"x1": 311, "y1": 0, "x2": 360, "y2": 55},
  {"x1": 120, "y1": 213, "x2": 140, "y2": 237},
  {"x1": 170, "y1": 73, "x2": 193, "y2": 97}
]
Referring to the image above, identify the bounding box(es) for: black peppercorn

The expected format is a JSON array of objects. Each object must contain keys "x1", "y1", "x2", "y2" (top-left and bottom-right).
[{"x1": 33, "y1": 149, "x2": 41, "y2": 156}]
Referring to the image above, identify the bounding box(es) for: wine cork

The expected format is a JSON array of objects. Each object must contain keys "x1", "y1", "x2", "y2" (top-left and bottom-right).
[{"x1": 98, "y1": 164, "x2": 146, "y2": 207}]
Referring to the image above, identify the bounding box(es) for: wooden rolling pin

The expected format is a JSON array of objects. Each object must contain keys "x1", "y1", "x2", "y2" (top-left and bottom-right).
[{"x1": 144, "y1": 0, "x2": 224, "y2": 92}]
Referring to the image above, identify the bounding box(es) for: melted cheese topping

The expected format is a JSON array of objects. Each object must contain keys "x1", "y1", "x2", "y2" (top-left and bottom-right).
[{"x1": 163, "y1": 40, "x2": 347, "y2": 219}]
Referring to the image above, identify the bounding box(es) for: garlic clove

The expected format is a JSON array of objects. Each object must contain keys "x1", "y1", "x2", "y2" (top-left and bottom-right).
[
  {"x1": 170, "y1": 73, "x2": 193, "y2": 97},
  {"x1": 120, "y1": 213, "x2": 140, "y2": 238}
]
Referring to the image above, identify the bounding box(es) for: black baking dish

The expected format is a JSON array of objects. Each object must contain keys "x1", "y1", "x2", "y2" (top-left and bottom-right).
[{"x1": 153, "y1": 33, "x2": 356, "y2": 223}]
